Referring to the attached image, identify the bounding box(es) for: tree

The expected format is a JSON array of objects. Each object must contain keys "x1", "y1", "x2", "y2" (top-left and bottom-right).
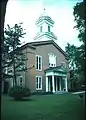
[
  {"x1": 65, "y1": 43, "x2": 77, "y2": 70},
  {"x1": 0, "y1": 0, "x2": 8, "y2": 109},
  {"x1": 73, "y1": 1, "x2": 85, "y2": 85},
  {"x1": 73, "y1": 1, "x2": 85, "y2": 43},
  {"x1": 65, "y1": 1, "x2": 85, "y2": 89},
  {"x1": 65, "y1": 43, "x2": 79, "y2": 89},
  {"x1": 3, "y1": 23, "x2": 27, "y2": 86}
]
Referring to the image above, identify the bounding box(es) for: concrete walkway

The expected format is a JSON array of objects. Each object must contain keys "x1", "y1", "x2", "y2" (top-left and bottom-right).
[
  {"x1": 72, "y1": 91, "x2": 85, "y2": 94},
  {"x1": 55, "y1": 91, "x2": 68, "y2": 94}
]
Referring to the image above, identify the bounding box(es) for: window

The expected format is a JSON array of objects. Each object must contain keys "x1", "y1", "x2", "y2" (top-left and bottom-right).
[
  {"x1": 48, "y1": 53, "x2": 56, "y2": 67},
  {"x1": 48, "y1": 25, "x2": 50, "y2": 32},
  {"x1": 36, "y1": 55, "x2": 42, "y2": 71},
  {"x1": 17, "y1": 76, "x2": 23, "y2": 86},
  {"x1": 40, "y1": 26, "x2": 42, "y2": 32},
  {"x1": 20, "y1": 77, "x2": 23, "y2": 86},
  {"x1": 51, "y1": 64, "x2": 53, "y2": 67},
  {"x1": 36, "y1": 76, "x2": 42, "y2": 90},
  {"x1": 61, "y1": 62, "x2": 66, "y2": 68}
]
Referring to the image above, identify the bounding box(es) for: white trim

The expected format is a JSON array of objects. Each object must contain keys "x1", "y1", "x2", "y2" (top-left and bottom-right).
[
  {"x1": 46, "y1": 71, "x2": 54, "y2": 76},
  {"x1": 52, "y1": 75, "x2": 55, "y2": 92},
  {"x1": 48, "y1": 53, "x2": 56, "y2": 67},
  {"x1": 36, "y1": 76, "x2": 42, "y2": 90},
  {"x1": 37, "y1": 20, "x2": 54, "y2": 27},
  {"x1": 34, "y1": 34, "x2": 56, "y2": 41},
  {"x1": 35, "y1": 55, "x2": 42, "y2": 71},
  {"x1": 46, "y1": 76, "x2": 48, "y2": 92},
  {"x1": 60, "y1": 78, "x2": 61, "y2": 91},
  {"x1": 17, "y1": 76, "x2": 23, "y2": 86},
  {"x1": 46, "y1": 71, "x2": 66, "y2": 77},
  {"x1": 65, "y1": 77, "x2": 68, "y2": 91}
]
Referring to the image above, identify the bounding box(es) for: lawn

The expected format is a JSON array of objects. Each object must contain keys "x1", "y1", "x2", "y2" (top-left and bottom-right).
[{"x1": 1, "y1": 93, "x2": 85, "y2": 120}]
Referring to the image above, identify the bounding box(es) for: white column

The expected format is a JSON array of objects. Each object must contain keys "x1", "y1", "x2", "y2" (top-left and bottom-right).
[
  {"x1": 65, "y1": 77, "x2": 68, "y2": 91},
  {"x1": 46, "y1": 76, "x2": 48, "y2": 92},
  {"x1": 56, "y1": 77, "x2": 57, "y2": 91},
  {"x1": 60, "y1": 78, "x2": 61, "y2": 91},
  {"x1": 52, "y1": 75, "x2": 55, "y2": 93},
  {"x1": 48, "y1": 78, "x2": 49, "y2": 91}
]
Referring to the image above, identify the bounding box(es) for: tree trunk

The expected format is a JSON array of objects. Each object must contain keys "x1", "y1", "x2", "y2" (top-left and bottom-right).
[
  {"x1": 0, "y1": 0, "x2": 8, "y2": 92},
  {"x1": 13, "y1": 61, "x2": 17, "y2": 86},
  {"x1": 12, "y1": 44, "x2": 17, "y2": 86},
  {"x1": 0, "y1": 0, "x2": 8, "y2": 111}
]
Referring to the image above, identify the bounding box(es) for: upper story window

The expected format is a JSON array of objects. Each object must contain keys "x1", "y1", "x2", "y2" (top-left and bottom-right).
[
  {"x1": 40, "y1": 26, "x2": 42, "y2": 32},
  {"x1": 17, "y1": 76, "x2": 23, "y2": 86},
  {"x1": 48, "y1": 53, "x2": 56, "y2": 67},
  {"x1": 36, "y1": 55, "x2": 42, "y2": 71},
  {"x1": 36, "y1": 76, "x2": 42, "y2": 90},
  {"x1": 61, "y1": 61, "x2": 66, "y2": 68},
  {"x1": 48, "y1": 25, "x2": 50, "y2": 32}
]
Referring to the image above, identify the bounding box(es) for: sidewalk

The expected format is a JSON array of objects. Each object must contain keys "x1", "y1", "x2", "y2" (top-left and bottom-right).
[{"x1": 72, "y1": 91, "x2": 85, "y2": 94}]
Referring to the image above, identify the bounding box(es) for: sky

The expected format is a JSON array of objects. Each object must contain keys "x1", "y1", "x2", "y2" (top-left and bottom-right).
[{"x1": 5, "y1": 0, "x2": 83, "y2": 51}]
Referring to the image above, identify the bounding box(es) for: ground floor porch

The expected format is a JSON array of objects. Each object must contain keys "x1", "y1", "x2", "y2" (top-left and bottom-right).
[
  {"x1": 45, "y1": 66, "x2": 68, "y2": 93},
  {"x1": 46, "y1": 75, "x2": 68, "y2": 93}
]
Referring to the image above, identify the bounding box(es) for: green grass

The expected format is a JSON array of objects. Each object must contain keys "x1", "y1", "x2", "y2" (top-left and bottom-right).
[{"x1": 1, "y1": 93, "x2": 85, "y2": 120}]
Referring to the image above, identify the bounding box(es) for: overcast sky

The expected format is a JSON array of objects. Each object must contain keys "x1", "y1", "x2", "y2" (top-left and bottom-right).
[{"x1": 5, "y1": 0, "x2": 83, "y2": 51}]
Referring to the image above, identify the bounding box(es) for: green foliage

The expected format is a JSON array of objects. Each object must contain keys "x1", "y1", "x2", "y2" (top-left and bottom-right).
[
  {"x1": 65, "y1": 1, "x2": 85, "y2": 88},
  {"x1": 65, "y1": 43, "x2": 85, "y2": 88},
  {"x1": 9, "y1": 85, "x2": 31, "y2": 100},
  {"x1": 65, "y1": 43, "x2": 77, "y2": 70},
  {"x1": 3, "y1": 23, "x2": 27, "y2": 85},
  {"x1": 65, "y1": 43, "x2": 85, "y2": 73},
  {"x1": 73, "y1": 1, "x2": 85, "y2": 75},
  {"x1": 73, "y1": 1, "x2": 85, "y2": 83},
  {"x1": 73, "y1": 2, "x2": 85, "y2": 43}
]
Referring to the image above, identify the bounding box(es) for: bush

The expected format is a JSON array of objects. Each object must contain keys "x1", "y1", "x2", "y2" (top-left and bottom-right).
[
  {"x1": 9, "y1": 85, "x2": 31, "y2": 100},
  {"x1": 68, "y1": 87, "x2": 85, "y2": 92},
  {"x1": 68, "y1": 88, "x2": 78, "y2": 92}
]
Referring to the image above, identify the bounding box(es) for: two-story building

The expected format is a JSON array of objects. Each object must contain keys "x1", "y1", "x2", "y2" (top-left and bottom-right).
[{"x1": 3, "y1": 10, "x2": 70, "y2": 93}]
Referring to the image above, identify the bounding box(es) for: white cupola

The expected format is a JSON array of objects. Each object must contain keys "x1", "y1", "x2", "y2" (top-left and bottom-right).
[{"x1": 33, "y1": 9, "x2": 57, "y2": 41}]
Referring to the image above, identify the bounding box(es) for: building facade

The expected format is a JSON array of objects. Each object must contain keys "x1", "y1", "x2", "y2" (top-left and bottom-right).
[{"x1": 3, "y1": 9, "x2": 70, "y2": 93}]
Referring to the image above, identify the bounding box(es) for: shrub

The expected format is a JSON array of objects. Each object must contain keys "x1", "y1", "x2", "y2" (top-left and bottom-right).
[
  {"x1": 68, "y1": 88, "x2": 83, "y2": 92},
  {"x1": 9, "y1": 85, "x2": 31, "y2": 100}
]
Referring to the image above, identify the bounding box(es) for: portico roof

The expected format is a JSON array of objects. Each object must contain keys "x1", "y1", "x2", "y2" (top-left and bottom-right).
[{"x1": 44, "y1": 65, "x2": 67, "y2": 74}]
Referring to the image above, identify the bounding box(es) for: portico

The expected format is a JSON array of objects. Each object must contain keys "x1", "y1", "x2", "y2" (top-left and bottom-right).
[{"x1": 45, "y1": 66, "x2": 68, "y2": 93}]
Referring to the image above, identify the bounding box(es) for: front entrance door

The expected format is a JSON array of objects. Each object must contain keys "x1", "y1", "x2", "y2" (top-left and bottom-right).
[
  {"x1": 57, "y1": 77, "x2": 60, "y2": 91},
  {"x1": 48, "y1": 76, "x2": 52, "y2": 92},
  {"x1": 48, "y1": 76, "x2": 53, "y2": 92}
]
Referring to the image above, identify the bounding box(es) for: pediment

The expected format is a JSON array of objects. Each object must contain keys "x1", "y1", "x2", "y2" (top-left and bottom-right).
[{"x1": 44, "y1": 66, "x2": 67, "y2": 74}]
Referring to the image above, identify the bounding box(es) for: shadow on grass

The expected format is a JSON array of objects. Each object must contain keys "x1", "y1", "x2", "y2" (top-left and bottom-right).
[{"x1": 7, "y1": 97, "x2": 34, "y2": 102}]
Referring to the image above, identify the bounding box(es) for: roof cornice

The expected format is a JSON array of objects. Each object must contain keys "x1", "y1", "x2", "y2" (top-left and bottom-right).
[
  {"x1": 19, "y1": 43, "x2": 36, "y2": 51},
  {"x1": 34, "y1": 32, "x2": 57, "y2": 40},
  {"x1": 27, "y1": 40, "x2": 67, "y2": 57}
]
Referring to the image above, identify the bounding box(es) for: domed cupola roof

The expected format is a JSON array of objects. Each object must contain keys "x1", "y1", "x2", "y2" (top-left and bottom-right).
[{"x1": 36, "y1": 9, "x2": 54, "y2": 25}]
